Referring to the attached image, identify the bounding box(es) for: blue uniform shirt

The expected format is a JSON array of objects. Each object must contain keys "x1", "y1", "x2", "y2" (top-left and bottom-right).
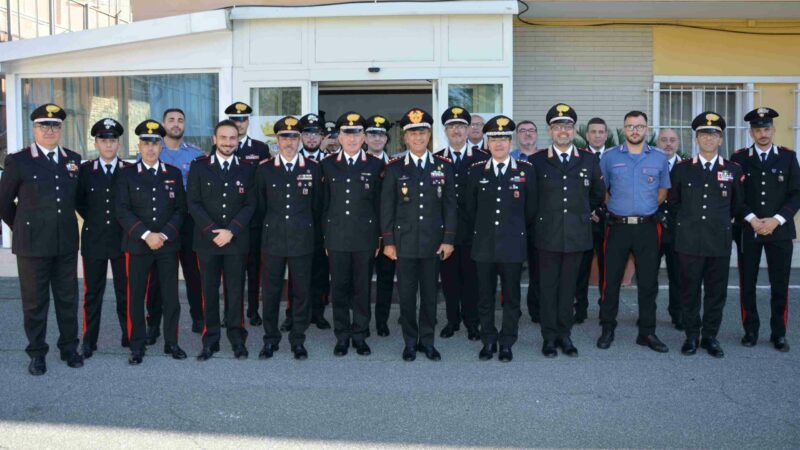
[
  {"x1": 159, "y1": 140, "x2": 204, "y2": 190},
  {"x1": 600, "y1": 143, "x2": 670, "y2": 216}
]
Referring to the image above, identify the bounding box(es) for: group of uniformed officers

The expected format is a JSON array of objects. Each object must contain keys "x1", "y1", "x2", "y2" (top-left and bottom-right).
[{"x1": 0, "y1": 99, "x2": 795, "y2": 376}]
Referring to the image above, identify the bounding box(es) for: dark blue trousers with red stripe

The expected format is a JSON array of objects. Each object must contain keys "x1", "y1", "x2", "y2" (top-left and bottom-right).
[
  {"x1": 126, "y1": 251, "x2": 180, "y2": 353},
  {"x1": 738, "y1": 232, "x2": 792, "y2": 339},
  {"x1": 197, "y1": 253, "x2": 248, "y2": 348}
]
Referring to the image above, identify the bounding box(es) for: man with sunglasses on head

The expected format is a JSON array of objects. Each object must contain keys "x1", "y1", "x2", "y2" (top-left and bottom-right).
[{"x1": 0, "y1": 103, "x2": 84, "y2": 375}]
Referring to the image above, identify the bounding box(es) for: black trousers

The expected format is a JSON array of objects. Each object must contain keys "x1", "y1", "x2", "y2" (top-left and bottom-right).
[
  {"x1": 17, "y1": 253, "x2": 80, "y2": 358},
  {"x1": 678, "y1": 252, "x2": 729, "y2": 339},
  {"x1": 525, "y1": 239, "x2": 540, "y2": 320},
  {"x1": 538, "y1": 250, "x2": 582, "y2": 341},
  {"x1": 262, "y1": 253, "x2": 312, "y2": 346},
  {"x1": 126, "y1": 251, "x2": 180, "y2": 353},
  {"x1": 659, "y1": 240, "x2": 682, "y2": 324},
  {"x1": 286, "y1": 243, "x2": 328, "y2": 318},
  {"x1": 439, "y1": 244, "x2": 479, "y2": 328},
  {"x1": 329, "y1": 250, "x2": 373, "y2": 342},
  {"x1": 245, "y1": 227, "x2": 261, "y2": 317},
  {"x1": 81, "y1": 255, "x2": 127, "y2": 348},
  {"x1": 146, "y1": 218, "x2": 203, "y2": 328},
  {"x1": 476, "y1": 261, "x2": 522, "y2": 347},
  {"x1": 197, "y1": 253, "x2": 248, "y2": 348},
  {"x1": 396, "y1": 256, "x2": 440, "y2": 347},
  {"x1": 373, "y1": 251, "x2": 396, "y2": 326},
  {"x1": 739, "y1": 233, "x2": 793, "y2": 338},
  {"x1": 575, "y1": 226, "x2": 605, "y2": 315},
  {"x1": 599, "y1": 222, "x2": 660, "y2": 335}
]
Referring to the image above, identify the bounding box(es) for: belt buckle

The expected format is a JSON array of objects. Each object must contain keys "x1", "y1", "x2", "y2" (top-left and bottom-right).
[{"x1": 628, "y1": 216, "x2": 640, "y2": 225}]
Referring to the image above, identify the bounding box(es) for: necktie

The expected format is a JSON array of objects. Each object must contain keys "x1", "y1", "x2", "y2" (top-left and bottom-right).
[
  {"x1": 761, "y1": 152, "x2": 768, "y2": 163},
  {"x1": 453, "y1": 151, "x2": 462, "y2": 166},
  {"x1": 348, "y1": 158, "x2": 355, "y2": 167},
  {"x1": 105, "y1": 164, "x2": 113, "y2": 178},
  {"x1": 286, "y1": 163, "x2": 293, "y2": 173},
  {"x1": 149, "y1": 168, "x2": 157, "y2": 177},
  {"x1": 416, "y1": 158, "x2": 424, "y2": 173},
  {"x1": 561, "y1": 153, "x2": 568, "y2": 165},
  {"x1": 497, "y1": 162, "x2": 505, "y2": 177},
  {"x1": 704, "y1": 161, "x2": 712, "y2": 172},
  {"x1": 471, "y1": 145, "x2": 479, "y2": 152},
  {"x1": 47, "y1": 152, "x2": 57, "y2": 166},
  {"x1": 222, "y1": 160, "x2": 229, "y2": 174}
]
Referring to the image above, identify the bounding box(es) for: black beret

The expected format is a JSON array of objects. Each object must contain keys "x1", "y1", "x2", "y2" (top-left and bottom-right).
[
  {"x1": 545, "y1": 103, "x2": 577, "y2": 125},
  {"x1": 91, "y1": 118, "x2": 124, "y2": 139},
  {"x1": 30, "y1": 103, "x2": 66, "y2": 123},
  {"x1": 134, "y1": 119, "x2": 167, "y2": 142}
]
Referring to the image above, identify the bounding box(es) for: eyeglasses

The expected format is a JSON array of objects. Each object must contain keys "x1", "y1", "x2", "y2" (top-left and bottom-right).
[
  {"x1": 518, "y1": 129, "x2": 537, "y2": 134},
  {"x1": 445, "y1": 124, "x2": 468, "y2": 131},
  {"x1": 624, "y1": 125, "x2": 648, "y2": 132},
  {"x1": 550, "y1": 124, "x2": 574, "y2": 132},
  {"x1": 34, "y1": 124, "x2": 62, "y2": 132},
  {"x1": 469, "y1": 124, "x2": 484, "y2": 129}
]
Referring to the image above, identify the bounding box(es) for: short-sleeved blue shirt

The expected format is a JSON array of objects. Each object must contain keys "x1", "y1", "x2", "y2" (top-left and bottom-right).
[
  {"x1": 159, "y1": 141, "x2": 205, "y2": 190},
  {"x1": 600, "y1": 143, "x2": 670, "y2": 216}
]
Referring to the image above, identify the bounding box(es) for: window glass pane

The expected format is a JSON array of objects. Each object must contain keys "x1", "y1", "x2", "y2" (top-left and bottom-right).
[
  {"x1": 21, "y1": 74, "x2": 219, "y2": 160},
  {"x1": 249, "y1": 87, "x2": 301, "y2": 152},
  {"x1": 448, "y1": 84, "x2": 502, "y2": 118}
]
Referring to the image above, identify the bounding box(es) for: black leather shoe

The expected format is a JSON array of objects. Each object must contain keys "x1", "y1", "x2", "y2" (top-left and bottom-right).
[
  {"x1": 210, "y1": 341, "x2": 220, "y2": 352},
  {"x1": 81, "y1": 343, "x2": 96, "y2": 359},
  {"x1": 233, "y1": 344, "x2": 249, "y2": 359},
  {"x1": 556, "y1": 337, "x2": 578, "y2": 357},
  {"x1": 771, "y1": 336, "x2": 790, "y2": 353},
  {"x1": 145, "y1": 326, "x2": 160, "y2": 345},
  {"x1": 636, "y1": 334, "x2": 669, "y2": 353},
  {"x1": 121, "y1": 335, "x2": 130, "y2": 348},
  {"x1": 498, "y1": 346, "x2": 513, "y2": 362},
  {"x1": 333, "y1": 339, "x2": 349, "y2": 356},
  {"x1": 164, "y1": 344, "x2": 187, "y2": 360},
  {"x1": 192, "y1": 320, "x2": 204, "y2": 334},
  {"x1": 61, "y1": 351, "x2": 84, "y2": 368},
  {"x1": 314, "y1": 316, "x2": 331, "y2": 330},
  {"x1": 681, "y1": 337, "x2": 699, "y2": 355},
  {"x1": 439, "y1": 323, "x2": 459, "y2": 338},
  {"x1": 292, "y1": 344, "x2": 308, "y2": 360},
  {"x1": 248, "y1": 311, "x2": 263, "y2": 326},
  {"x1": 402, "y1": 346, "x2": 416, "y2": 362},
  {"x1": 741, "y1": 332, "x2": 758, "y2": 347},
  {"x1": 376, "y1": 323, "x2": 390, "y2": 337},
  {"x1": 466, "y1": 325, "x2": 480, "y2": 341},
  {"x1": 700, "y1": 337, "x2": 724, "y2": 358},
  {"x1": 28, "y1": 356, "x2": 46, "y2": 376},
  {"x1": 542, "y1": 340, "x2": 557, "y2": 358},
  {"x1": 574, "y1": 310, "x2": 587, "y2": 324},
  {"x1": 128, "y1": 350, "x2": 144, "y2": 365},
  {"x1": 596, "y1": 329, "x2": 615, "y2": 349},
  {"x1": 258, "y1": 343, "x2": 278, "y2": 359},
  {"x1": 354, "y1": 340, "x2": 371, "y2": 356},
  {"x1": 420, "y1": 345, "x2": 441, "y2": 361},
  {"x1": 280, "y1": 316, "x2": 293, "y2": 332},
  {"x1": 478, "y1": 342, "x2": 497, "y2": 361},
  {"x1": 196, "y1": 347, "x2": 215, "y2": 361}
]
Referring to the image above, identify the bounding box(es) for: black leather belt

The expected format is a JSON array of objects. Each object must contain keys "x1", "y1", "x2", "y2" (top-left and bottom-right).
[{"x1": 608, "y1": 214, "x2": 656, "y2": 225}]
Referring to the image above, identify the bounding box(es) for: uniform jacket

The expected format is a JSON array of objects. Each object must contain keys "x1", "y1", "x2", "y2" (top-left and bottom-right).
[
  {"x1": 730, "y1": 145, "x2": 800, "y2": 242},
  {"x1": 434, "y1": 146, "x2": 489, "y2": 245},
  {"x1": 529, "y1": 146, "x2": 605, "y2": 253},
  {"x1": 235, "y1": 136, "x2": 270, "y2": 166},
  {"x1": 0, "y1": 145, "x2": 82, "y2": 257},
  {"x1": 380, "y1": 152, "x2": 457, "y2": 258},
  {"x1": 116, "y1": 161, "x2": 186, "y2": 255},
  {"x1": 668, "y1": 156, "x2": 744, "y2": 257},
  {"x1": 657, "y1": 155, "x2": 683, "y2": 244},
  {"x1": 464, "y1": 157, "x2": 537, "y2": 263},
  {"x1": 187, "y1": 154, "x2": 256, "y2": 255},
  {"x1": 255, "y1": 154, "x2": 322, "y2": 257},
  {"x1": 320, "y1": 150, "x2": 385, "y2": 252},
  {"x1": 77, "y1": 158, "x2": 131, "y2": 259}
]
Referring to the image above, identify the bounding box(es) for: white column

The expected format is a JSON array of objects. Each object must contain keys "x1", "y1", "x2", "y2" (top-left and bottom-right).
[{"x1": 3, "y1": 73, "x2": 21, "y2": 249}]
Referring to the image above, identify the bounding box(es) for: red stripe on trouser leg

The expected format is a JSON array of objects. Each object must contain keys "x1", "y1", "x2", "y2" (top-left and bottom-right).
[
  {"x1": 656, "y1": 223, "x2": 662, "y2": 249},
  {"x1": 81, "y1": 256, "x2": 89, "y2": 338},
  {"x1": 125, "y1": 253, "x2": 132, "y2": 340},
  {"x1": 600, "y1": 225, "x2": 610, "y2": 304},
  {"x1": 176, "y1": 252, "x2": 181, "y2": 341},
  {"x1": 196, "y1": 254, "x2": 207, "y2": 337}
]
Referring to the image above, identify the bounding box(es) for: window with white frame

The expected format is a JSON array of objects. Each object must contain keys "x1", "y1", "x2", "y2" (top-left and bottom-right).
[{"x1": 654, "y1": 84, "x2": 753, "y2": 158}]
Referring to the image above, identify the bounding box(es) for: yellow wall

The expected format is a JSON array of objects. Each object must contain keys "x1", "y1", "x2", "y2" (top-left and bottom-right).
[
  {"x1": 653, "y1": 23, "x2": 800, "y2": 76},
  {"x1": 755, "y1": 84, "x2": 797, "y2": 149}
]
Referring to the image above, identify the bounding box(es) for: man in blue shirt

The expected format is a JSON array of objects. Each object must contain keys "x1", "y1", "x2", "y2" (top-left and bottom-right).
[
  {"x1": 145, "y1": 108, "x2": 206, "y2": 344},
  {"x1": 597, "y1": 110, "x2": 671, "y2": 353}
]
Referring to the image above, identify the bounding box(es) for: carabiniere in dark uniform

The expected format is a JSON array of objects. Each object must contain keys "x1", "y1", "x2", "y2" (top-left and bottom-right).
[
  {"x1": 0, "y1": 103, "x2": 84, "y2": 375},
  {"x1": 321, "y1": 112, "x2": 385, "y2": 356},
  {"x1": 76, "y1": 118, "x2": 131, "y2": 358},
  {"x1": 669, "y1": 112, "x2": 744, "y2": 358},
  {"x1": 116, "y1": 120, "x2": 187, "y2": 365}
]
